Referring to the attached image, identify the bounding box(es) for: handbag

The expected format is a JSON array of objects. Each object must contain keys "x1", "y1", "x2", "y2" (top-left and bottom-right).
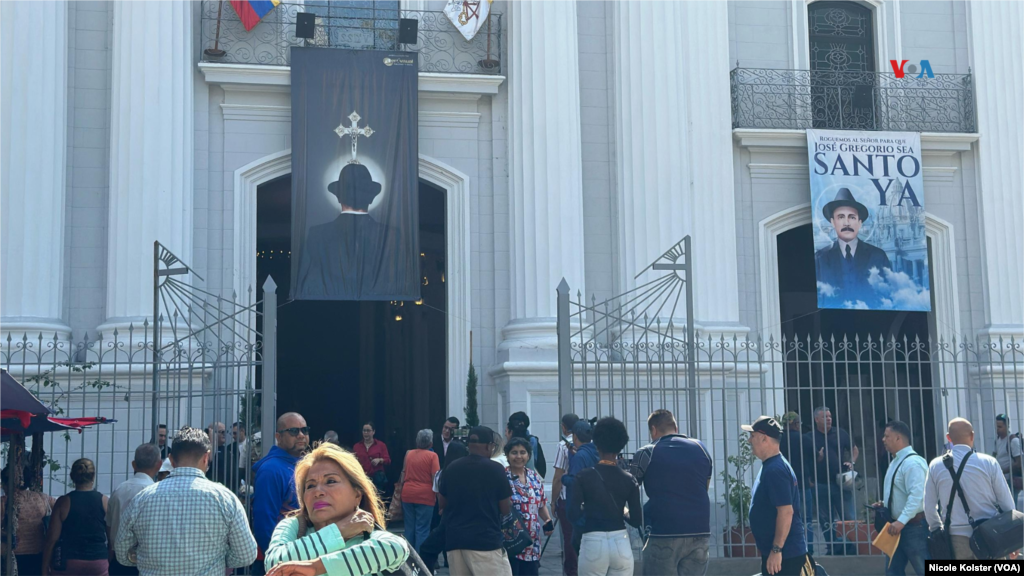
[
  {"x1": 388, "y1": 465, "x2": 406, "y2": 523},
  {"x1": 927, "y1": 450, "x2": 973, "y2": 560},
  {"x1": 969, "y1": 509, "x2": 1023, "y2": 559},
  {"x1": 41, "y1": 497, "x2": 66, "y2": 572},
  {"x1": 501, "y1": 508, "x2": 534, "y2": 557},
  {"x1": 873, "y1": 453, "x2": 924, "y2": 533}
]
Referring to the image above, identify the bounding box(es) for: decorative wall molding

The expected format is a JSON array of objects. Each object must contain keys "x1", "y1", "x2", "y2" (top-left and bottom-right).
[
  {"x1": 734, "y1": 129, "x2": 979, "y2": 152},
  {"x1": 232, "y1": 150, "x2": 472, "y2": 419},
  {"x1": 200, "y1": 63, "x2": 505, "y2": 96},
  {"x1": 747, "y1": 163, "x2": 808, "y2": 180},
  {"x1": 419, "y1": 110, "x2": 482, "y2": 128},
  {"x1": 220, "y1": 103, "x2": 291, "y2": 122}
]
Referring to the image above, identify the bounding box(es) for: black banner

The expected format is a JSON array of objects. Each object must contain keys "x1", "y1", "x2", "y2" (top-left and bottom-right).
[{"x1": 290, "y1": 48, "x2": 420, "y2": 301}]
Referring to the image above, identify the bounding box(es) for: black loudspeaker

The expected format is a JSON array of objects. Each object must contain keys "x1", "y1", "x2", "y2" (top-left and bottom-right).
[
  {"x1": 398, "y1": 18, "x2": 418, "y2": 45},
  {"x1": 296, "y1": 12, "x2": 315, "y2": 40}
]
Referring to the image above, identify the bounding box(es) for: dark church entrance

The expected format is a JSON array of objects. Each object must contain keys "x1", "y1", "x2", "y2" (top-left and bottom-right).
[
  {"x1": 777, "y1": 224, "x2": 940, "y2": 477},
  {"x1": 256, "y1": 174, "x2": 447, "y2": 484}
]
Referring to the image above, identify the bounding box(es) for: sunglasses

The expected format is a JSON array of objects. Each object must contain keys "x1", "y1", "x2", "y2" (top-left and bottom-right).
[{"x1": 277, "y1": 426, "x2": 310, "y2": 437}]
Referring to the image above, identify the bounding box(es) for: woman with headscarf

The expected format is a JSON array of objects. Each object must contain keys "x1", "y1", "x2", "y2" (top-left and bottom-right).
[
  {"x1": 42, "y1": 458, "x2": 110, "y2": 576},
  {"x1": 264, "y1": 443, "x2": 409, "y2": 576}
]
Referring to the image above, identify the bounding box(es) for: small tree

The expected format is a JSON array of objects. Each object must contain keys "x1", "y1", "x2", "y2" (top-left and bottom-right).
[
  {"x1": 720, "y1": 432, "x2": 756, "y2": 528},
  {"x1": 464, "y1": 361, "x2": 479, "y2": 427}
]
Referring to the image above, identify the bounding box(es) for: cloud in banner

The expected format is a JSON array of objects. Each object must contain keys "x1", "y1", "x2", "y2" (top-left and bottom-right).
[
  {"x1": 843, "y1": 300, "x2": 870, "y2": 310},
  {"x1": 817, "y1": 281, "x2": 837, "y2": 298},
  {"x1": 868, "y1": 267, "x2": 931, "y2": 311}
]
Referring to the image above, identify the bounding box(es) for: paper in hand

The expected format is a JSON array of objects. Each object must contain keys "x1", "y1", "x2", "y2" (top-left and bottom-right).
[{"x1": 872, "y1": 522, "x2": 901, "y2": 566}]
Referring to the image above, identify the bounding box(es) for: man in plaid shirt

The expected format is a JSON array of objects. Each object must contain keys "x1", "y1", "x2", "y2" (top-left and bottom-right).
[{"x1": 116, "y1": 426, "x2": 257, "y2": 575}]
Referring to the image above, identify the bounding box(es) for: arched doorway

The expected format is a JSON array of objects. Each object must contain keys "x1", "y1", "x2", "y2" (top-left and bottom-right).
[{"x1": 255, "y1": 175, "x2": 448, "y2": 485}]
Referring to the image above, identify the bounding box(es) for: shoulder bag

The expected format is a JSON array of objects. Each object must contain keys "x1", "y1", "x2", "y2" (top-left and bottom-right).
[
  {"x1": 927, "y1": 450, "x2": 972, "y2": 560},
  {"x1": 943, "y1": 458, "x2": 1024, "y2": 559},
  {"x1": 873, "y1": 454, "x2": 925, "y2": 533}
]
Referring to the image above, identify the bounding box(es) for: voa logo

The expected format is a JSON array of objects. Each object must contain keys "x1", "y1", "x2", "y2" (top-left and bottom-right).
[{"x1": 889, "y1": 59, "x2": 935, "y2": 78}]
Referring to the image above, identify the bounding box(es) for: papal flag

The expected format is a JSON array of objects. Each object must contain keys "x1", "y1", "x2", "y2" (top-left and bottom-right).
[{"x1": 443, "y1": 0, "x2": 492, "y2": 41}]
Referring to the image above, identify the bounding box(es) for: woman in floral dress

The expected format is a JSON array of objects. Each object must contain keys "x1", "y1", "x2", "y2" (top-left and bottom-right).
[{"x1": 505, "y1": 437, "x2": 554, "y2": 576}]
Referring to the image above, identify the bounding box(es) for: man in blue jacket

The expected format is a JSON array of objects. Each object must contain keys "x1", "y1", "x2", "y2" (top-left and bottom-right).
[
  {"x1": 561, "y1": 419, "x2": 598, "y2": 553},
  {"x1": 251, "y1": 412, "x2": 308, "y2": 574}
]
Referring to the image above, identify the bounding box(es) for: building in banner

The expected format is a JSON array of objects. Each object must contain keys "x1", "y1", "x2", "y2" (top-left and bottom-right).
[{"x1": 2, "y1": 0, "x2": 1022, "y2": 544}]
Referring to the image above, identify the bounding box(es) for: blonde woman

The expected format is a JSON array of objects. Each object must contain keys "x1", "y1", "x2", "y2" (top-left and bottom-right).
[{"x1": 265, "y1": 444, "x2": 409, "y2": 576}]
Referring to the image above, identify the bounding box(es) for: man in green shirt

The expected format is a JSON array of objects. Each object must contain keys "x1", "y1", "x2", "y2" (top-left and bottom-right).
[{"x1": 873, "y1": 420, "x2": 929, "y2": 575}]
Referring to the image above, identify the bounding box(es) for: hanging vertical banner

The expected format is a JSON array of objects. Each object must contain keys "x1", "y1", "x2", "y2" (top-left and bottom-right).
[
  {"x1": 807, "y1": 129, "x2": 930, "y2": 311},
  {"x1": 291, "y1": 48, "x2": 420, "y2": 301}
]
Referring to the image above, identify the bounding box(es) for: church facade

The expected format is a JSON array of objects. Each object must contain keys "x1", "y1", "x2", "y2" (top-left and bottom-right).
[{"x1": 2, "y1": 0, "x2": 1022, "y2": 498}]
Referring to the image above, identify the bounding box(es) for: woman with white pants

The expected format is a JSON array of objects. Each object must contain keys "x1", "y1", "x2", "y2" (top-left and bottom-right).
[{"x1": 567, "y1": 417, "x2": 643, "y2": 576}]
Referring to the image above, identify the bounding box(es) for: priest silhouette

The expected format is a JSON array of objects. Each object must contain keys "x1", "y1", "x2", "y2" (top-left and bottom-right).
[{"x1": 296, "y1": 162, "x2": 386, "y2": 299}]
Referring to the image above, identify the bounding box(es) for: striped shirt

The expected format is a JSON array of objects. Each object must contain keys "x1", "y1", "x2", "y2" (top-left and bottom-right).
[
  {"x1": 265, "y1": 516, "x2": 408, "y2": 576},
  {"x1": 115, "y1": 466, "x2": 257, "y2": 576}
]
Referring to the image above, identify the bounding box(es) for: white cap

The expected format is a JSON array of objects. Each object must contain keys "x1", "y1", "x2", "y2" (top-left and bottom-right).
[{"x1": 159, "y1": 457, "x2": 173, "y2": 473}]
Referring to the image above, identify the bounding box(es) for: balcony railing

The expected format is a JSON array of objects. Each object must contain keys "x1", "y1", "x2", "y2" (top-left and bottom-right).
[
  {"x1": 731, "y1": 68, "x2": 976, "y2": 133},
  {"x1": 200, "y1": 1, "x2": 503, "y2": 74}
]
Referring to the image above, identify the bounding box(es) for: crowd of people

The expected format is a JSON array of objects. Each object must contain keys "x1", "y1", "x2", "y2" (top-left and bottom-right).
[{"x1": 1, "y1": 408, "x2": 1021, "y2": 576}]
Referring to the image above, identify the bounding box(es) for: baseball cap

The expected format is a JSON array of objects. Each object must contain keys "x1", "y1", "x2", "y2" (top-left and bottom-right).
[
  {"x1": 572, "y1": 420, "x2": 593, "y2": 443},
  {"x1": 741, "y1": 416, "x2": 783, "y2": 439},
  {"x1": 466, "y1": 425, "x2": 495, "y2": 444}
]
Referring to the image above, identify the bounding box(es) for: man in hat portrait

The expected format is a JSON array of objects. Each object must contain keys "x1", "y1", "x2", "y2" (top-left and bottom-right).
[
  {"x1": 814, "y1": 187, "x2": 892, "y2": 297},
  {"x1": 295, "y1": 162, "x2": 386, "y2": 299}
]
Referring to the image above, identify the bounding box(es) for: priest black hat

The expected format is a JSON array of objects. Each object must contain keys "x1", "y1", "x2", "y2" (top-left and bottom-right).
[
  {"x1": 822, "y1": 187, "x2": 870, "y2": 222},
  {"x1": 328, "y1": 163, "x2": 382, "y2": 211}
]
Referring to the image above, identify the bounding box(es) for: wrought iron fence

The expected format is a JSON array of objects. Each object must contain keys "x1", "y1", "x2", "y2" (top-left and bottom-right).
[
  {"x1": 1, "y1": 245, "x2": 277, "y2": 576},
  {"x1": 200, "y1": 0, "x2": 503, "y2": 74},
  {"x1": 731, "y1": 68, "x2": 976, "y2": 132},
  {"x1": 557, "y1": 239, "x2": 1022, "y2": 559}
]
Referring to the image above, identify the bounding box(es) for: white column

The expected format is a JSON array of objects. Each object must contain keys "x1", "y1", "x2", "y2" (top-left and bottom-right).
[
  {"x1": 0, "y1": 1, "x2": 71, "y2": 341},
  {"x1": 683, "y1": 1, "x2": 744, "y2": 336},
  {"x1": 502, "y1": 0, "x2": 585, "y2": 350},
  {"x1": 968, "y1": 0, "x2": 1024, "y2": 341},
  {"x1": 611, "y1": 2, "x2": 691, "y2": 335},
  {"x1": 99, "y1": 1, "x2": 194, "y2": 337}
]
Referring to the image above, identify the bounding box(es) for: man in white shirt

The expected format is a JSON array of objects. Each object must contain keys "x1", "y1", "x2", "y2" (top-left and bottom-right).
[
  {"x1": 107, "y1": 443, "x2": 162, "y2": 575},
  {"x1": 993, "y1": 414, "x2": 1022, "y2": 495},
  {"x1": 924, "y1": 418, "x2": 1016, "y2": 560}
]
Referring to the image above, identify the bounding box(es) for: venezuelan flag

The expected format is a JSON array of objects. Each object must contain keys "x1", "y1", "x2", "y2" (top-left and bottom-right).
[{"x1": 231, "y1": 0, "x2": 281, "y2": 32}]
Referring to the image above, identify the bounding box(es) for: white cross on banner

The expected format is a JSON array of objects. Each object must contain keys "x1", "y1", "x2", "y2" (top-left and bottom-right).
[{"x1": 443, "y1": 0, "x2": 491, "y2": 41}]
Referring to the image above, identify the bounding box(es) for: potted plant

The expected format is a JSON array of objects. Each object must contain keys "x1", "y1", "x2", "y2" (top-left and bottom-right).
[{"x1": 721, "y1": 432, "x2": 758, "y2": 558}]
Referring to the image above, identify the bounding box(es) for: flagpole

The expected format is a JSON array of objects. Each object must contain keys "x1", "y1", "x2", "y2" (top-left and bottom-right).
[
  {"x1": 479, "y1": 12, "x2": 498, "y2": 70},
  {"x1": 205, "y1": 0, "x2": 227, "y2": 58}
]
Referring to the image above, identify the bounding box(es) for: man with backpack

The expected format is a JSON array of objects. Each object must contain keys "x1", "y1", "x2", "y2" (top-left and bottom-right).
[
  {"x1": 924, "y1": 418, "x2": 1016, "y2": 559},
  {"x1": 507, "y1": 412, "x2": 547, "y2": 478},
  {"x1": 993, "y1": 414, "x2": 1022, "y2": 499},
  {"x1": 871, "y1": 420, "x2": 929, "y2": 575}
]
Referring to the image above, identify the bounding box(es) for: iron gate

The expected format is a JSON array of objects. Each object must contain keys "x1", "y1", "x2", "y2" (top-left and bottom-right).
[
  {"x1": 2, "y1": 242, "x2": 277, "y2": 505},
  {"x1": 557, "y1": 236, "x2": 1023, "y2": 559}
]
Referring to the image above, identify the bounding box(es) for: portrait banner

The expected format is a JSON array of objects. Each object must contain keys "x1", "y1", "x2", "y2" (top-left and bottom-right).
[
  {"x1": 291, "y1": 48, "x2": 420, "y2": 301},
  {"x1": 807, "y1": 129, "x2": 930, "y2": 312}
]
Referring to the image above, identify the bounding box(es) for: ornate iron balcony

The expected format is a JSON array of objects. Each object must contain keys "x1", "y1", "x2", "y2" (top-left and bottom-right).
[
  {"x1": 731, "y1": 68, "x2": 976, "y2": 133},
  {"x1": 200, "y1": 1, "x2": 503, "y2": 75}
]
